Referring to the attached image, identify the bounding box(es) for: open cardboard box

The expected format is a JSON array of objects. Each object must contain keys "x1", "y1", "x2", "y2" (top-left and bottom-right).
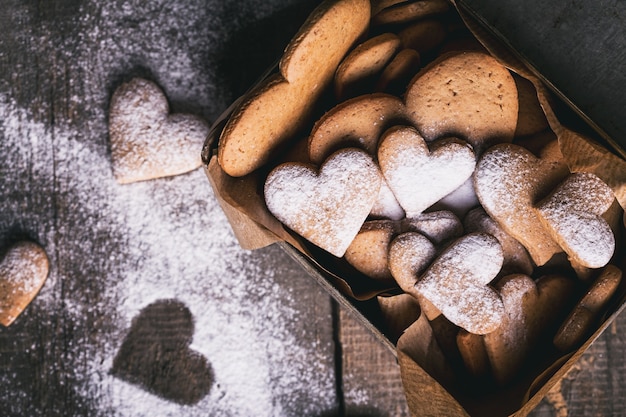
[{"x1": 201, "y1": 0, "x2": 626, "y2": 415}]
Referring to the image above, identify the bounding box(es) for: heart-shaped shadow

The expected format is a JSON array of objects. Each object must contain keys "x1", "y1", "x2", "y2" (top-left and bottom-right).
[{"x1": 111, "y1": 299, "x2": 213, "y2": 405}]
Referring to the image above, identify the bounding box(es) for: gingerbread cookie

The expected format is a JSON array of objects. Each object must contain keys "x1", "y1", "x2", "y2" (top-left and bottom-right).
[
  {"x1": 474, "y1": 142, "x2": 570, "y2": 266},
  {"x1": 402, "y1": 210, "x2": 463, "y2": 245},
  {"x1": 405, "y1": 51, "x2": 518, "y2": 154},
  {"x1": 344, "y1": 220, "x2": 400, "y2": 280},
  {"x1": 415, "y1": 233, "x2": 505, "y2": 334},
  {"x1": 308, "y1": 93, "x2": 407, "y2": 165},
  {"x1": 109, "y1": 78, "x2": 209, "y2": 184},
  {"x1": 0, "y1": 241, "x2": 50, "y2": 326},
  {"x1": 371, "y1": 0, "x2": 450, "y2": 26},
  {"x1": 375, "y1": 48, "x2": 421, "y2": 95},
  {"x1": 334, "y1": 32, "x2": 401, "y2": 99},
  {"x1": 388, "y1": 231, "x2": 437, "y2": 295},
  {"x1": 464, "y1": 207, "x2": 533, "y2": 276},
  {"x1": 397, "y1": 19, "x2": 447, "y2": 55},
  {"x1": 378, "y1": 125, "x2": 475, "y2": 217},
  {"x1": 264, "y1": 148, "x2": 381, "y2": 257},
  {"x1": 535, "y1": 172, "x2": 616, "y2": 269},
  {"x1": 218, "y1": 0, "x2": 371, "y2": 177},
  {"x1": 388, "y1": 231, "x2": 441, "y2": 320},
  {"x1": 554, "y1": 264, "x2": 622, "y2": 352},
  {"x1": 483, "y1": 274, "x2": 574, "y2": 384},
  {"x1": 456, "y1": 330, "x2": 489, "y2": 378}
]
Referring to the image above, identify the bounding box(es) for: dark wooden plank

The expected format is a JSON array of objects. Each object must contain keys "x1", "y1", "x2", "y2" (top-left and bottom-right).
[
  {"x1": 0, "y1": 1, "x2": 339, "y2": 416},
  {"x1": 1, "y1": 0, "x2": 626, "y2": 416},
  {"x1": 339, "y1": 304, "x2": 411, "y2": 417}
]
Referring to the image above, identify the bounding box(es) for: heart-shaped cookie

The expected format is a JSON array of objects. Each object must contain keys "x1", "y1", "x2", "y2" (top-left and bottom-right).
[
  {"x1": 483, "y1": 274, "x2": 575, "y2": 384},
  {"x1": 346, "y1": 210, "x2": 461, "y2": 282},
  {"x1": 388, "y1": 231, "x2": 440, "y2": 320},
  {"x1": 264, "y1": 148, "x2": 382, "y2": 257},
  {"x1": 464, "y1": 207, "x2": 533, "y2": 276},
  {"x1": 109, "y1": 78, "x2": 210, "y2": 184},
  {"x1": 415, "y1": 233, "x2": 505, "y2": 334},
  {"x1": 111, "y1": 299, "x2": 213, "y2": 405},
  {"x1": 402, "y1": 210, "x2": 463, "y2": 246},
  {"x1": 0, "y1": 241, "x2": 49, "y2": 326},
  {"x1": 536, "y1": 172, "x2": 616, "y2": 268},
  {"x1": 378, "y1": 125, "x2": 476, "y2": 217},
  {"x1": 474, "y1": 142, "x2": 570, "y2": 266}
]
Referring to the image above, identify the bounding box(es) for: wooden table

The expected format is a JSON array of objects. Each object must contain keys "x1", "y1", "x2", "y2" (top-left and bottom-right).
[{"x1": 1, "y1": 1, "x2": 624, "y2": 416}]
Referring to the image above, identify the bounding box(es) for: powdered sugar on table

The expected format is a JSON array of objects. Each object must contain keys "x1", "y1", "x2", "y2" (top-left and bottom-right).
[{"x1": 0, "y1": 0, "x2": 338, "y2": 415}]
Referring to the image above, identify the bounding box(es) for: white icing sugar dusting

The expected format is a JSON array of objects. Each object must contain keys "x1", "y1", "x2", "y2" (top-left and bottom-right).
[
  {"x1": 370, "y1": 179, "x2": 405, "y2": 220},
  {"x1": 379, "y1": 129, "x2": 476, "y2": 217},
  {"x1": 537, "y1": 172, "x2": 616, "y2": 268},
  {"x1": 265, "y1": 148, "x2": 382, "y2": 257},
  {"x1": 415, "y1": 233, "x2": 505, "y2": 334},
  {"x1": 473, "y1": 143, "x2": 565, "y2": 265},
  {"x1": 0, "y1": 0, "x2": 340, "y2": 411},
  {"x1": 0, "y1": 92, "x2": 338, "y2": 416},
  {"x1": 108, "y1": 78, "x2": 209, "y2": 184},
  {"x1": 0, "y1": 242, "x2": 49, "y2": 294},
  {"x1": 543, "y1": 210, "x2": 615, "y2": 268}
]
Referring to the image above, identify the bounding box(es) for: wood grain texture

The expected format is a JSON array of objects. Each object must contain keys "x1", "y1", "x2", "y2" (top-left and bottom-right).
[{"x1": 1, "y1": 0, "x2": 625, "y2": 416}]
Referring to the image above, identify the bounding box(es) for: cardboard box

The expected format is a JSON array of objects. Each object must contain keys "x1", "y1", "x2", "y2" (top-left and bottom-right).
[{"x1": 202, "y1": 1, "x2": 626, "y2": 415}]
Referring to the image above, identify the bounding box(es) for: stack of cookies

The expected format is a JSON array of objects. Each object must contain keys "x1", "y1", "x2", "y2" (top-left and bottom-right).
[{"x1": 215, "y1": 0, "x2": 624, "y2": 390}]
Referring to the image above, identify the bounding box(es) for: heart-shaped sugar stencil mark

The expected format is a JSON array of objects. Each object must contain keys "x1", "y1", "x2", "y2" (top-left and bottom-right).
[
  {"x1": 109, "y1": 78, "x2": 210, "y2": 184},
  {"x1": 474, "y1": 142, "x2": 569, "y2": 266},
  {"x1": 264, "y1": 148, "x2": 382, "y2": 257},
  {"x1": 111, "y1": 299, "x2": 213, "y2": 405},
  {"x1": 536, "y1": 172, "x2": 616, "y2": 268},
  {"x1": 415, "y1": 233, "x2": 505, "y2": 334},
  {"x1": 378, "y1": 125, "x2": 475, "y2": 217},
  {"x1": 0, "y1": 241, "x2": 49, "y2": 327}
]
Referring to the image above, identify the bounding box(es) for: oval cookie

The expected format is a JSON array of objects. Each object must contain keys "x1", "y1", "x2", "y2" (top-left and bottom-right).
[
  {"x1": 345, "y1": 220, "x2": 400, "y2": 280},
  {"x1": 218, "y1": 0, "x2": 371, "y2": 177},
  {"x1": 334, "y1": 32, "x2": 402, "y2": 100},
  {"x1": 308, "y1": 93, "x2": 406, "y2": 165},
  {"x1": 405, "y1": 51, "x2": 518, "y2": 153}
]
